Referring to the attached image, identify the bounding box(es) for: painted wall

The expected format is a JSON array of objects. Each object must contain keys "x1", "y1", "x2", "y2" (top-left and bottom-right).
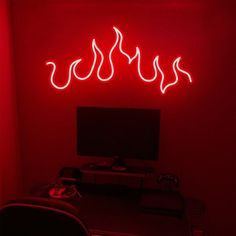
[
  {"x1": 10, "y1": 0, "x2": 235, "y2": 235},
  {"x1": 0, "y1": 0, "x2": 20, "y2": 204}
]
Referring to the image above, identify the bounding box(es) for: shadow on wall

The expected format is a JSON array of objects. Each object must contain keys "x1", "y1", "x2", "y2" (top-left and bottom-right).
[{"x1": 0, "y1": 0, "x2": 20, "y2": 204}]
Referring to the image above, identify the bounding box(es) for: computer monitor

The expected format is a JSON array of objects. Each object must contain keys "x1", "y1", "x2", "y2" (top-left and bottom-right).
[{"x1": 76, "y1": 107, "x2": 160, "y2": 166}]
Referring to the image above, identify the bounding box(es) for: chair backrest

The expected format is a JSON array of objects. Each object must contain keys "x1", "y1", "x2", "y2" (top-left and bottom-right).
[{"x1": 0, "y1": 196, "x2": 91, "y2": 236}]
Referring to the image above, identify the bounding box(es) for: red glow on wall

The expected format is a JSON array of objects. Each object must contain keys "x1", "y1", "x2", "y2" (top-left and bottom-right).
[{"x1": 46, "y1": 27, "x2": 192, "y2": 94}]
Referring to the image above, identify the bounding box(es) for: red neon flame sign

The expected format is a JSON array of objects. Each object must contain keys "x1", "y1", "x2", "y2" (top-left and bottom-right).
[{"x1": 46, "y1": 26, "x2": 192, "y2": 94}]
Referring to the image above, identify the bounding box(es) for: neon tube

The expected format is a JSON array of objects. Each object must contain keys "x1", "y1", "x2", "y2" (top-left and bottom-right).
[
  {"x1": 46, "y1": 27, "x2": 192, "y2": 93},
  {"x1": 46, "y1": 59, "x2": 81, "y2": 90}
]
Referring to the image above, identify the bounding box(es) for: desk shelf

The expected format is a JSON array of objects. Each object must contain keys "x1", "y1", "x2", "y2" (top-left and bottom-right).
[{"x1": 80, "y1": 164, "x2": 154, "y2": 188}]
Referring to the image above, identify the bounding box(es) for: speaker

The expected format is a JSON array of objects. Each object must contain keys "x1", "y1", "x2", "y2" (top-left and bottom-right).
[{"x1": 59, "y1": 167, "x2": 82, "y2": 184}]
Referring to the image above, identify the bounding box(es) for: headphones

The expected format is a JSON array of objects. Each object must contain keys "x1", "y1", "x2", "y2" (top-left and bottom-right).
[
  {"x1": 157, "y1": 174, "x2": 180, "y2": 188},
  {"x1": 48, "y1": 184, "x2": 81, "y2": 199}
]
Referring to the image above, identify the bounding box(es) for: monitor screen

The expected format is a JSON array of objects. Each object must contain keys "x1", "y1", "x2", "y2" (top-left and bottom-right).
[{"x1": 76, "y1": 107, "x2": 160, "y2": 160}]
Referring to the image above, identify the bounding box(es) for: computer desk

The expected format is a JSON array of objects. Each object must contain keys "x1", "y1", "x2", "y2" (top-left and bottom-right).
[
  {"x1": 33, "y1": 182, "x2": 204, "y2": 236},
  {"x1": 69, "y1": 185, "x2": 191, "y2": 236}
]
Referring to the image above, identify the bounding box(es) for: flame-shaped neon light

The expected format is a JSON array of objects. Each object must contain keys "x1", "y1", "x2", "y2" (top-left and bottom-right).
[{"x1": 46, "y1": 26, "x2": 192, "y2": 94}]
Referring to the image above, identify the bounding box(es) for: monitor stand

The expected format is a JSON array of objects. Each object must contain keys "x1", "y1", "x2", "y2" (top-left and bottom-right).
[{"x1": 111, "y1": 156, "x2": 127, "y2": 171}]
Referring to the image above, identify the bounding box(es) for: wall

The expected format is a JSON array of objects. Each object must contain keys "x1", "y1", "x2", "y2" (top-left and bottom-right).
[
  {"x1": 10, "y1": 0, "x2": 235, "y2": 235},
  {"x1": 0, "y1": 0, "x2": 20, "y2": 204}
]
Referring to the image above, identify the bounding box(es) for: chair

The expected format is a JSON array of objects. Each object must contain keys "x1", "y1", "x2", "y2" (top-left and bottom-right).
[{"x1": 0, "y1": 196, "x2": 92, "y2": 236}]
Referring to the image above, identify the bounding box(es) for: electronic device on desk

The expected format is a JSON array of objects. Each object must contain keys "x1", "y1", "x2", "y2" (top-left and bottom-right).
[
  {"x1": 139, "y1": 173, "x2": 184, "y2": 217},
  {"x1": 76, "y1": 106, "x2": 160, "y2": 167},
  {"x1": 48, "y1": 179, "x2": 82, "y2": 200},
  {"x1": 157, "y1": 173, "x2": 180, "y2": 190},
  {"x1": 47, "y1": 167, "x2": 83, "y2": 200},
  {"x1": 59, "y1": 167, "x2": 82, "y2": 185}
]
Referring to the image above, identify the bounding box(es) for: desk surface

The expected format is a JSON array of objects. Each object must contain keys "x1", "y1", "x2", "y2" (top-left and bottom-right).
[
  {"x1": 33, "y1": 183, "x2": 200, "y2": 236},
  {"x1": 71, "y1": 186, "x2": 189, "y2": 236}
]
